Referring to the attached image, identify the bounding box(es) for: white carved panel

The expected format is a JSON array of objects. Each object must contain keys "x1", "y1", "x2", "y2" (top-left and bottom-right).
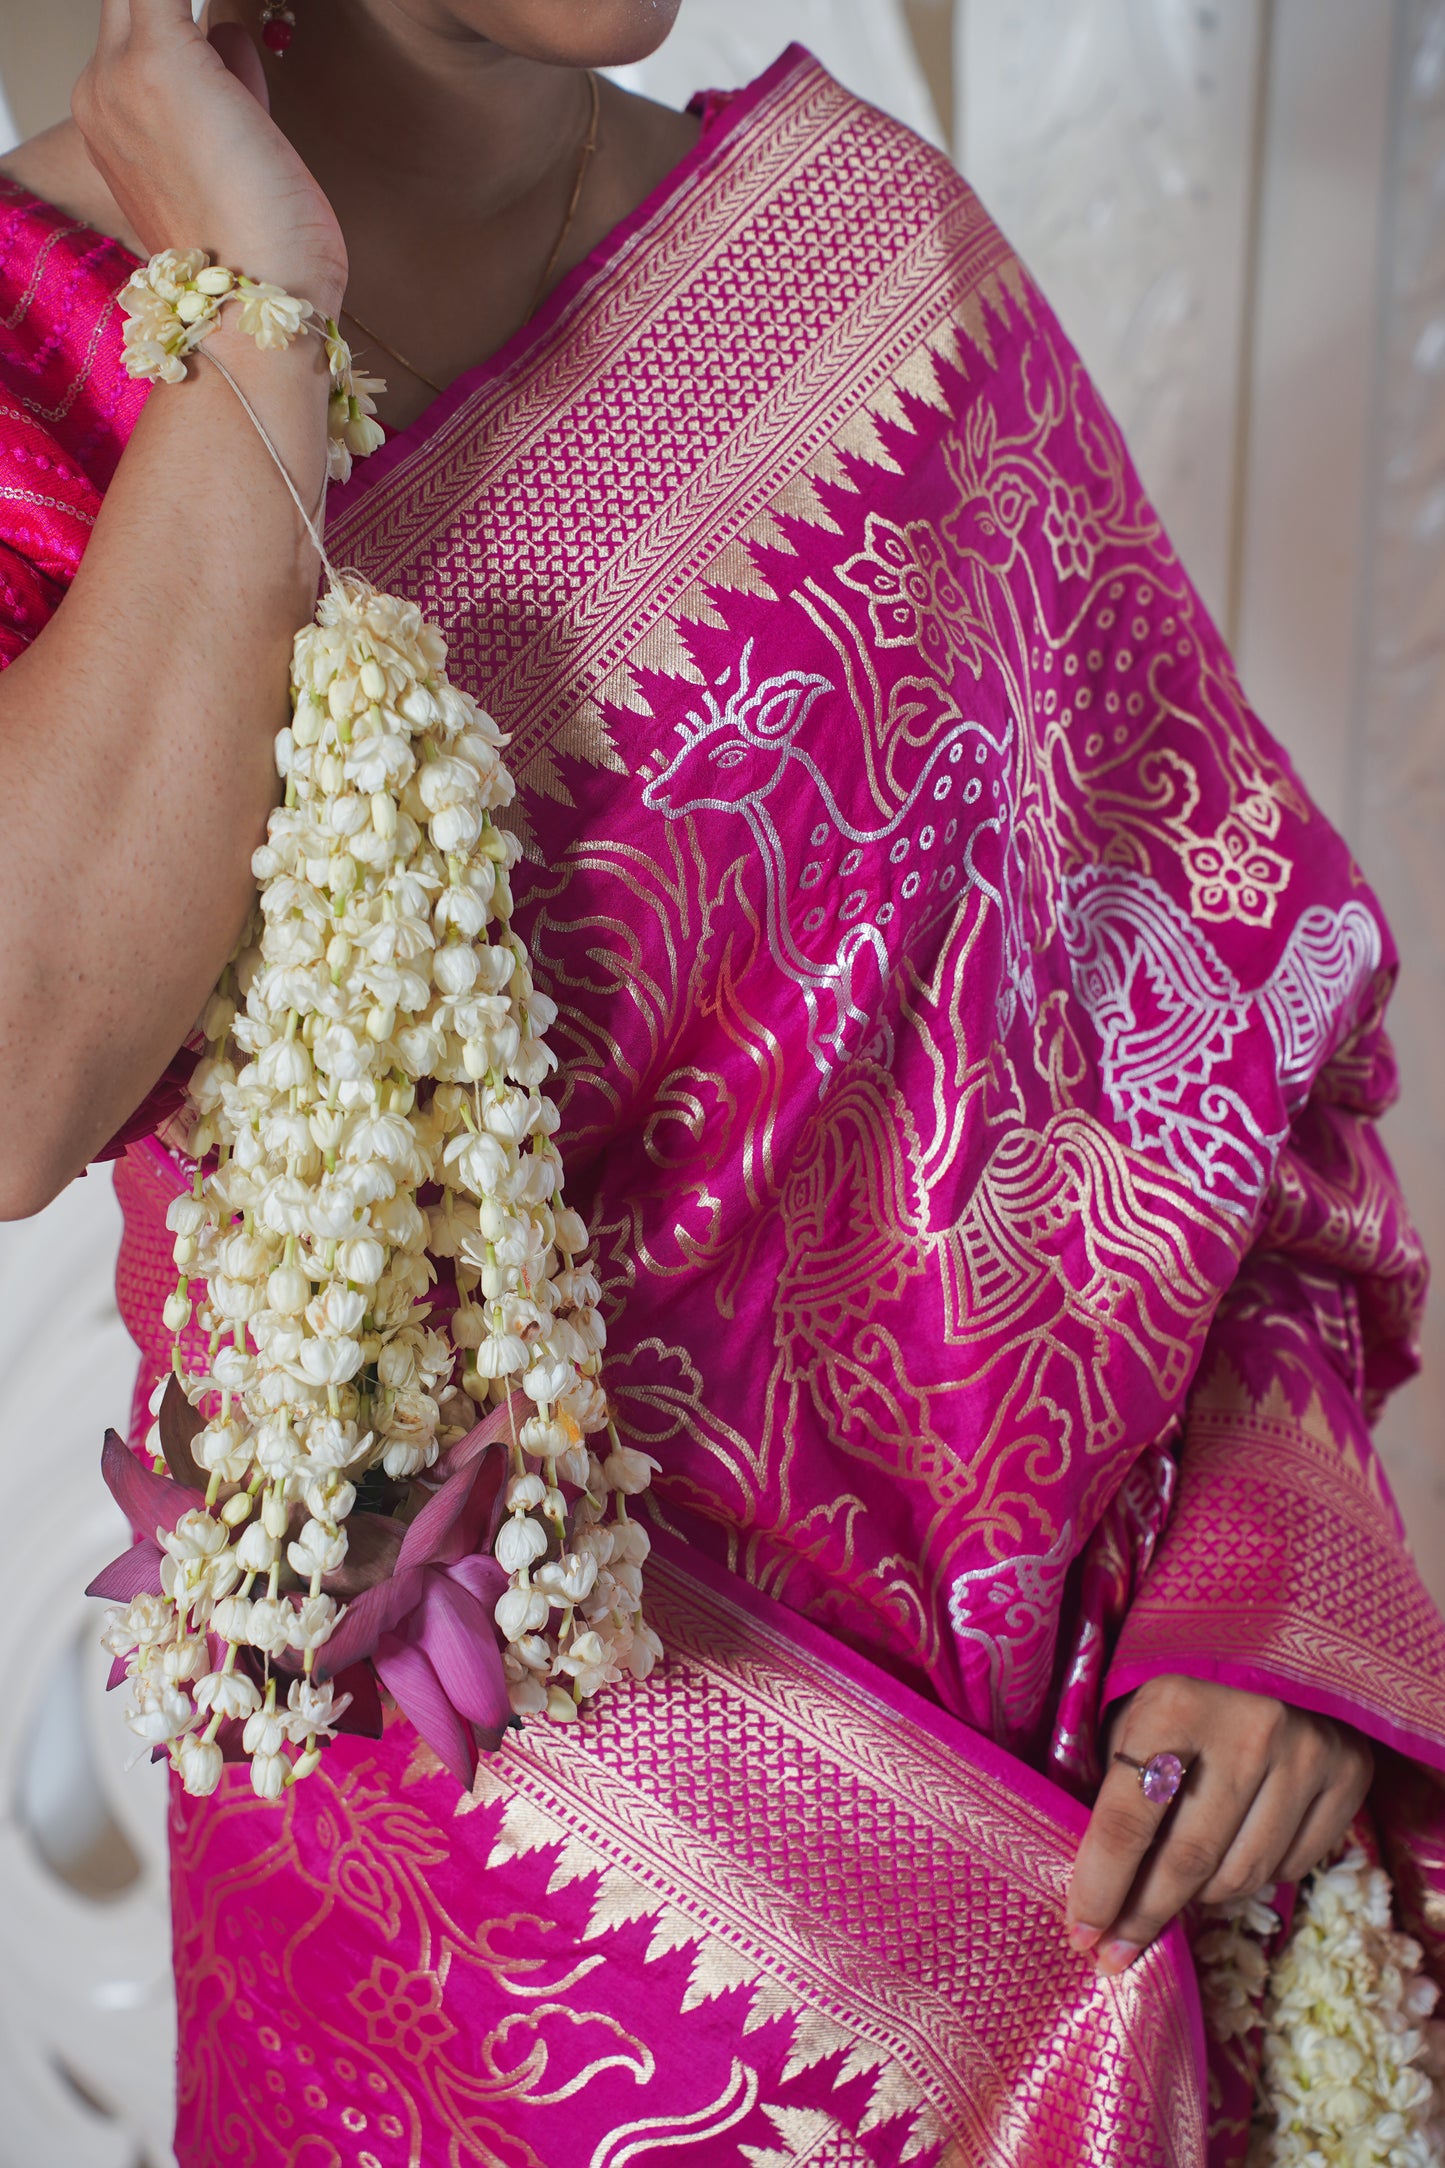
[
  {"x1": 955, "y1": 0, "x2": 1264, "y2": 632},
  {"x1": 0, "y1": 1170, "x2": 176, "y2": 2168},
  {"x1": 1233, "y1": 0, "x2": 1395, "y2": 837}
]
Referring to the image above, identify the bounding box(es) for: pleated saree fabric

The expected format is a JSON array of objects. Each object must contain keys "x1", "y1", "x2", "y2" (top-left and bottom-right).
[{"x1": 2, "y1": 43, "x2": 1443, "y2": 2166}]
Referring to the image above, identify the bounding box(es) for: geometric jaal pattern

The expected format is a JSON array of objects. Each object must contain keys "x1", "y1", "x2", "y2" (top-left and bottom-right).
[
  {"x1": 455, "y1": 1552, "x2": 1208, "y2": 2167},
  {"x1": 1104, "y1": 1354, "x2": 1445, "y2": 1764}
]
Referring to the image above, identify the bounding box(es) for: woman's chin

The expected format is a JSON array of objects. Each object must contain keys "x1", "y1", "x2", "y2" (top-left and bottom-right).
[{"x1": 440, "y1": 0, "x2": 685, "y2": 68}]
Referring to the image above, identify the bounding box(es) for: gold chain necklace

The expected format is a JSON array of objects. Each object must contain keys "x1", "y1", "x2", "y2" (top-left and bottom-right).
[{"x1": 342, "y1": 69, "x2": 601, "y2": 399}]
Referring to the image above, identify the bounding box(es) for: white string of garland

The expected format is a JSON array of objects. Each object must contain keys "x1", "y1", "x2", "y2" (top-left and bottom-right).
[{"x1": 102, "y1": 250, "x2": 659, "y2": 1799}]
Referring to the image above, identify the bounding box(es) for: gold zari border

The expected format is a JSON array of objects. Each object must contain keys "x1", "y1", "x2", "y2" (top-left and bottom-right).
[{"x1": 449, "y1": 1557, "x2": 1206, "y2": 2166}]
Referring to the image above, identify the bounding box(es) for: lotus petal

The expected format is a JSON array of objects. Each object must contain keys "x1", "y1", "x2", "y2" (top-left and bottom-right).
[
  {"x1": 314, "y1": 1563, "x2": 425, "y2": 1676},
  {"x1": 431, "y1": 1394, "x2": 519, "y2": 1481},
  {"x1": 321, "y1": 1512, "x2": 406, "y2": 1600},
  {"x1": 99, "y1": 1429, "x2": 206, "y2": 1542},
  {"x1": 445, "y1": 1551, "x2": 507, "y2": 1610},
  {"x1": 157, "y1": 1377, "x2": 208, "y2": 1490},
  {"x1": 395, "y1": 1445, "x2": 502, "y2": 1574},
  {"x1": 415, "y1": 1574, "x2": 510, "y2": 1733},
  {"x1": 373, "y1": 1634, "x2": 476, "y2": 1788},
  {"x1": 86, "y1": 1536, "x2": 165, "y2": 1603},
  {"x1": 330, "y1": 1661, "x2": 384, "y2": 1739}
]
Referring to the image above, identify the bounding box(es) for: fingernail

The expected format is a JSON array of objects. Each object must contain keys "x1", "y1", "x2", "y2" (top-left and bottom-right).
[
  {"x1": 1095, "y1": 1939, "x2": 1142, "y2": 1977},
  {"x1": 1066, "y1": 1923, "x2": 1102, "y2": 1953}
]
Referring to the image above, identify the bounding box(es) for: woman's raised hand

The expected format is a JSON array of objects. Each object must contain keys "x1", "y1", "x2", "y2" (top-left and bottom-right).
[
  {"x1": 74, "y1": 0, "x2": 346, "y2": 312},
  {"x1": 1066, "y1": 1675, "x2": 1375, "y2": 1973}
]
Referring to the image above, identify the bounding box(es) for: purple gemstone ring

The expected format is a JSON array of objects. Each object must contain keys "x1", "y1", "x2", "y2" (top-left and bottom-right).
[{"x1": 1114, "y1": 1749, "x2": 1188, "y2": 1805}]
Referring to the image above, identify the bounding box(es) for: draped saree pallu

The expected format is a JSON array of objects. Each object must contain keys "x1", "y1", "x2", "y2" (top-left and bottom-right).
[{"x1": 2, "y1": 41, "x2": 1444, "y2": 2168}]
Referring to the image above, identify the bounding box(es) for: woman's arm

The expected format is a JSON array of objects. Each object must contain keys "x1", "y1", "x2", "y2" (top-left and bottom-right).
[{"x1": 0, "y1": 0, "x2": 345, "y2": 1217}]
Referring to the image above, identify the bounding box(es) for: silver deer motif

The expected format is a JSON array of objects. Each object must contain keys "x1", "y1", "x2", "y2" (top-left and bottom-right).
[{"x1": 642, "y1": 639, "x2": 1027, "y2": 1075}]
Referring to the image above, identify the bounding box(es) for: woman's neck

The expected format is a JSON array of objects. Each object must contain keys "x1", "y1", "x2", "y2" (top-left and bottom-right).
[
  {"x1": 229, "y1": 1, "x2": 700, "y2": 425},
  {"x1": 264, "y1": 14, "x2": 585, "y2": 232},
  {"x1": 1, "y1": 10, "x2": 698, "y2": 431}
]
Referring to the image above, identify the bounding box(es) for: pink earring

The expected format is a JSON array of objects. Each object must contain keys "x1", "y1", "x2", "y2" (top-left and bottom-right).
[{"x1": 260, "y1": 2, "x2": 296, "y2": 53}]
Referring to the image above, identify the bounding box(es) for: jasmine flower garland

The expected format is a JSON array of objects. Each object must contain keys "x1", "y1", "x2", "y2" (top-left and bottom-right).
[
  {"x1": 1251, "y1": 1849, "x2": 1443, "y2": 2167},
  {"x1": 1198, "y1": 1855, "x2": 1443, "y2": 2165},
  {"x1": 118, "y1": 248, "x2": 385, "y2": 480},
  {"x1": 101, "y1": 255, "x2": 660, "y2": 1800}
]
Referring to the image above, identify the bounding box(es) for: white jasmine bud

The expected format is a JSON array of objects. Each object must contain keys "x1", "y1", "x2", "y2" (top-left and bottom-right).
[
  {"x1": 267, "y1": 1263, "x2": 311, "y2": 1316},
  {"x1": 495, "y1": 1514, "x2": 549, "y2": 1574},
  {"x1": 288, "y1": 1521, "x2": 348, "y2": 1578},
  {"x1": 250, "y1": 1752, "x2": 288, "y2": 1801},
  {"x1": 336, "y1": 1236, "x2": 386, "y2": 1285},
  {"x1": 495, "y1": 1586, "x2": 549, "y2": 1642},
  {"x1": 260, "y1": 1488, "x2": 290, "y2": 1540},
  {"x1": 603, "y1": 1446, "x2": 659, "y2": 1496},
  {"x1": 287, "y1": 1595, "x2": 338, "y2": 1650},
  {"x1": 235, "y1": 1523, "x2": 280, "y2": 1574},
  {"x1": 210, "y1": 1595, "x2": 253, "y2": 1642},
  {"x1": 304, "y1": 1477, "x2": 355, "y2": 1523},
  {"x1": 534, "y1": 1553, "x2": 598, "y2": 1604},
  {"x1": 193, "y1": 1670, "x2": 262, "y2": 1721},
  {"x1": 176, "y1": 1735, "x2": 225, "y2": 1796}
]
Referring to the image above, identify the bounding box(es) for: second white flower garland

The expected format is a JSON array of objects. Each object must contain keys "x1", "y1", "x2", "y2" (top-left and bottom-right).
[
  {"x1": 102, "y1": 252, "x2": 660, "y2": 1799},
  {"x1": 1199, "y1": 1851, "x2": 1444, "y2": 2165}
]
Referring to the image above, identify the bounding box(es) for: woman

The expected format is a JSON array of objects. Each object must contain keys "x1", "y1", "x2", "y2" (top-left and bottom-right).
[{"x1": 0, "y1": 3, "x2": 1441, "y2": 2161}]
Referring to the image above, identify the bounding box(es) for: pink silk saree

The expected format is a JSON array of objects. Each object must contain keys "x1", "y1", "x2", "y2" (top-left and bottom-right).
[{"x1": 3, "y1": 44, "x2": 1445, "y2": 2168}]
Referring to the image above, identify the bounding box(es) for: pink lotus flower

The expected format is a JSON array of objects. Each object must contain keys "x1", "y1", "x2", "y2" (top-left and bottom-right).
[
  {"x1": 88, "y1": 1395, "x2": 521, "y2": 1786},
  {"x1": 314, "y1": 1402, "x2": 515, "y2": 1786}
]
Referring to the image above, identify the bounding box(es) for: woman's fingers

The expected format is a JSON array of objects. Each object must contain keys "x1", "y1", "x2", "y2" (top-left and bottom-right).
[
  {"x1": 96, "y1": 0, "x2": 199, "y2": 55},
  {"x1": 1068, "y1": 1679, "x2": 1286, "y2": 1968},
  {"x1": 1201, "y1": 1717, "x2": 1371, "y2": 1899},
  {"x1": 1068, "y1": 1683, "x2": 1378, "y2": 1979},
  {"x1": 1276, "y1": 1732, "x2": 1373, "y2": 1883},
  {"x1": 1197, "y1": 1765, "x2": 1318, "y2": 1906},
  {"x1": 93, "y1": 0, "x2": 133, "y2": 53},
  {"x1": 210, "y1": 18, "x2": 271, "y2": 108},
  {"x1": 1066, "y1": 1757, "x2": 1180, "y2": 1957},
  {"x1": 1072, "y1": 1751, "x2": 1267, "y2": 1974},
  {"x1": 123, "y1": 0, "x2": 201, "y2": 36}
]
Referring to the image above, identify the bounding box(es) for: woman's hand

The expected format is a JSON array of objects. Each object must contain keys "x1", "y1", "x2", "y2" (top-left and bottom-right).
[
  {"x1": 1065, "y1": 1674, "x2": 1374, "y2": 1974},
  {"x1": 74, "y1": 0, "x2": 346, "y2": 311}
]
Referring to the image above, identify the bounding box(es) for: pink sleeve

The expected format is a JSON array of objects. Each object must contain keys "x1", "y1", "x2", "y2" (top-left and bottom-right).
[
  {"x1": 0, "y1": 179, "x2": 148, "y2": 655},
  {"x1": 0, "y1": 182, "x2": 190, "y2": 1156}
]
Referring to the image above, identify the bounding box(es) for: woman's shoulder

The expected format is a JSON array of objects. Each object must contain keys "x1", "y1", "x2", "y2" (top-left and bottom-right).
[{"x1": 728, "y1": 48, "x2": 980, "y2": 294}]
